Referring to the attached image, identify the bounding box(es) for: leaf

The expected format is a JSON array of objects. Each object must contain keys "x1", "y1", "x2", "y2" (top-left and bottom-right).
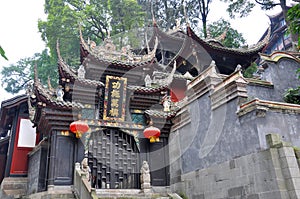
[{"x1": 0, "y1": 46, "x2": 8, "y2": 60}]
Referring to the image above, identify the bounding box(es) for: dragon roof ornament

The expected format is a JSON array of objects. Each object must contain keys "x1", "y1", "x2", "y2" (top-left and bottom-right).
[
  {"x1": 56, "y1": 41, "x2": 104, "y2": 87},
  {"x1": 80, "y1": 28, "x2": 158, "y2": 64}
]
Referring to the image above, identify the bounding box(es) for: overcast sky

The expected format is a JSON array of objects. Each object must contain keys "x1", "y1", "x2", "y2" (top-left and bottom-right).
[{"x1": 0, "y1": 0, "x2": 281, "y2": 104}]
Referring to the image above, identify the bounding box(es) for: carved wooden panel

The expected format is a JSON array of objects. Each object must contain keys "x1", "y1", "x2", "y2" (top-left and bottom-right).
[{"x1": 89, "y1": 128, "x2": 139, "y2": 189}]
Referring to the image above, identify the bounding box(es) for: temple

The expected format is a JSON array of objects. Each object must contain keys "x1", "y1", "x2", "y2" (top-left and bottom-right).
[{"x1": 1, "y1": 19, "x2": 300, "y2": 199}]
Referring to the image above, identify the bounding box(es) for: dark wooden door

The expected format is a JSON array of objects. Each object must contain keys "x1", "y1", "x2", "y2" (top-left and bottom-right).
[
  {"x1": 89, "y1": 128, "x2": 139, "y2": 189},
  {"x1": 149, "y1": 137, "x2": 169, "y2": 186}
]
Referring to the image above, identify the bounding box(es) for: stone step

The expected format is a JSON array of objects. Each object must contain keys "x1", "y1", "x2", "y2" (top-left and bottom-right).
[
  {"x1": 94, "y1": 189, "x2": 175, "y2": 199},
  {"x1": 24, "y1": 193, "x2": 76, "y2": 199},
  {"x1": 0, "y1": 177, "x2": 28, "y2": 198}
]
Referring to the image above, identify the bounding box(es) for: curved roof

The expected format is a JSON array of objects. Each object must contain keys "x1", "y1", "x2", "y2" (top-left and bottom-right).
[
  {"x1": 57, "y1": 42, "x2": 104, "y2": 88},
  {"x1": 79, "y1": 29, "x2": 158, "y2": 68},
  {"x1": 187, "y1": 26, "x2": 271, "y2": 56}
]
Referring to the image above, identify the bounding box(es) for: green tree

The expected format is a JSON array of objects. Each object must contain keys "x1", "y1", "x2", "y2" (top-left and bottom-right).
[
  {"x1": 1, "y1": 0, "x2": 145, "y2": 94},
  {"x1": 287, "y1": 4, "x2": 300, "y2": 49},
  {"x1": 1, "y1": 49, "x2": 57, "y2": 94},
  {"x1": 38, "y1": 0, "x2": 145, "y2": 64},
  {"x1": 138, "y1": 0, "x2": 184, "y2": 30},
  {"x1": 207, "y1": 18, "x2": 246, "y2": 48},
  {"x1": 38, "y1": 0, "x2": 81, "y2": 66},
  {"x1": 138, "y1": 0, "x2": 233, "y2": 39}
]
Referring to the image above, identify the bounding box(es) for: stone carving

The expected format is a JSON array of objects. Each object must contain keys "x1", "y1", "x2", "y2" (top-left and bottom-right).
[
  {"x1": 140, "y1": 161, "x2": 151, "y2": 192},
  {"x1": 174, "y1": 18, "x2": 181, "y2": 29},
  {"x1": 81, "y1": 158, "x2": 90, "y2": 180},
  {"x1": 234, "y1": 64, "x2": 242, "y2": 72},
  {"x1": 144, "y1": 74, "x2": 152, "y2": 87},
  {"x1": 152, "y1": 61, "x2": 176, "y2": 86},
  {"x1": 56, "y1": 86, "x2": 64, "y2": 101},
  {"x1": 84, "y1": 34, "x2": 158, "y2": 63},
  {"x1": 26, "y1": 81, "x2": 36, "y2": 121},
  {"x1": 162, "y1": 95, "x2": 171, "y2": 112},
  {"x1": 78, "y1": 65, "x2": 86, "y2": 79}
]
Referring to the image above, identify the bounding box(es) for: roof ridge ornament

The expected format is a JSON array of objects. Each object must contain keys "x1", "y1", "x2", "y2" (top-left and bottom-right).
[
  {"x1": 183, "y1": 1, "x2": 190, "y2": 27},
  {"x1": 151, "y1": 0, "x2": 157, "y2": 26}
]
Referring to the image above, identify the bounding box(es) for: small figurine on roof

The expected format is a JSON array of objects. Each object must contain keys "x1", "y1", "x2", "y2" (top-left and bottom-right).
[{"x1": 162, "y1": 94, "x2": 171, "y2": 112}]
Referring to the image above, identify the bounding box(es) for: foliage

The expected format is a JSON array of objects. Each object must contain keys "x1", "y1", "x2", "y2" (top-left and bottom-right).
[
  {"x1": 178, "y1": 192, "x2": 188, "y2": 199},
  {"x1": 139, "y1": 0, "x2": 214, "y2": 38},
  {"x1": 0, "y1": 46, "x2": 8, "y2": 60},
  {"x1": 2, "y1": 0, "x2": 145, "y2": 94},
  {"x1": 283, "y1": 56, "x2": 300, "y2": 104},
  {"x1": 138, "y1": 0, "x2": 184, "y2": 30},
  {"x1": 1, "y1": 49, "x2": 57, "y2": 94},
  {"x1": 284, "y1": 87, "x2": 300, "y2": 104},
  {"x1": 287, "y1": 4, "x2": 300, "y2": 48},
  {"x1": 38, "y1": 0, "x2": 81, "y2": 66},
  {"x1": 243, "y1": 62, "x2": 258, "y2": 78},
  {"x1": 207, "y1": 18, "x2": 246, "y2": 48},
  {"x1": 223, "y1": 0, "x2": 299, "y2": 50},
  {"x1": 225, "y1": 0, "x2": 283, "y2": 19},
  {"x1": 38, "y1": 0, "x2": 145, "y2": 65}
]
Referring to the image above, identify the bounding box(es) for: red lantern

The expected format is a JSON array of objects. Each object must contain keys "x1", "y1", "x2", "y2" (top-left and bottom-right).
[
  {"x1": 69, "y1": 121, "x2": 89, "y2": 138},
  {"x1": 143, "y1": 126, "x2": 161, "y2": 143}
]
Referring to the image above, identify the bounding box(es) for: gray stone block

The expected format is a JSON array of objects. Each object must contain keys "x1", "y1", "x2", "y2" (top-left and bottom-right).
[
  {"x1": 259, "y1": 191, "x2": 285, "y2": 199},
  {"x1": 247, "y1": 194, "x2": 259, "y2": 199},
  {"x1": 230, "y1": 160, "x2": 236, "y2": 169},
  {"x1": 278, "y1": 147, "x2": 295, "y2": 158},
  {"x1": 288, "y1": 189, "x2": 300, "y2": 199},
  {"x1": 266, "y1": 134, "x2": 282, "y2": 148},
  {"x1": 285, "y1": 177, "x2": 300, "y2": 191},
  {"x1": 280, "y1": 156, "x2": 299, "y2": 169},
  {"x1": 192, "y1": 193, "x2": 205, "y2": 199},
  {"x1": 281, "y1": 167, "x2": 300, "y2": 179},
  {"x1": 228, "y1": 186, "x2": 245, "y2": 197}
]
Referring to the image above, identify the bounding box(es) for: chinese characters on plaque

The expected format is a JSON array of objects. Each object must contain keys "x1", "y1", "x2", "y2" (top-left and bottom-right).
[{"x1": 103, "y1": 76, "x2": 127, "y2": 121}]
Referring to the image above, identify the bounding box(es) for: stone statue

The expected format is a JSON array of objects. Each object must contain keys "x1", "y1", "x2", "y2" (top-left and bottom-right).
[
  {"x1": 162, "y1": 95, "x2": 171, "y2": 112},
  {"x1": 144, "y1": 74, "x2": 152, "y2": 87},
  {"x1": 78, "y1": 65, "x2": 86, "y2": 79},
  {"x1": 81, "y1": 158, "x2": 90, "y2": 180},
  {"x1": 174, "y1": 18, "x2": 181, "y2": 29},
  {"x1": 56, "y1": 86, "x2": 64, "y2": 101},
  {"x1": 235, "y1": 64, "x2": 242, "y2": 72},
  {"x1": 140, "y1": 161, "x2": 151, "y2": 191}
]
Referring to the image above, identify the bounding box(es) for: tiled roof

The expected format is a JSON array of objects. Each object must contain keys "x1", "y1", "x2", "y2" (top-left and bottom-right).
[
  {"x1": 79, "y1": 29, "x2": 157, "y2": 67},
  {"x1": 58, "y1": 58, "x2": 104, "y2": 87},
  {"x1": 33, "y1": 79, "x2": 84, "y2": 109},
  {"x1": 57, "y1": 42, "x2": 104, "y2": 87},
  {"x1": 145, "y1": 109, "x2": 178, "y2": 119},
  {"x1": 127, "y1": 85, "x2": 168, "y2": 93},
  {"x1": 188, "y1": 26, "x2": 271, "y2": 56}
]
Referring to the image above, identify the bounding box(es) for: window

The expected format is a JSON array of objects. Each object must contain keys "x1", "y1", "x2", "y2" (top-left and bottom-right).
[{"x1": 17, "y1": 119, "x2": 36, "y2": 148}]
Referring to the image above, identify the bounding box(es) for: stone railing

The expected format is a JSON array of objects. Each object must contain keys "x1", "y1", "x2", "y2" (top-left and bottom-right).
[{"x1": 73, "y1": 161, "x2": 96, "y2": 199}]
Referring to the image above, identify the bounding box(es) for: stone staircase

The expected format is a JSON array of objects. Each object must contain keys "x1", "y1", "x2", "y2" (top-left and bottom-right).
[
  {"x1": 0, "y1": 177, "x2": 28, "y2": 199},
  {"x1": 24, "y1": 186, "x2": 76, "y2": 199},
  {"x1": 92, "y1": 187, "x2": 183, "y2": 199}
]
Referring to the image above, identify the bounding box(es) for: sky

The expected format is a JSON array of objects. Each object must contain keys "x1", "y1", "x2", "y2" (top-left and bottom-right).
[{"x1": 0, "y1": 0, "x2": 282, "y2": 104}]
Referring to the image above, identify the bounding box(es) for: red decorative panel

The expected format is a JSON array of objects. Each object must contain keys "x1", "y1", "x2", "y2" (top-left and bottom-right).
[{"x1": 10, "y1": 118, "x2": 37, "y2": 175}]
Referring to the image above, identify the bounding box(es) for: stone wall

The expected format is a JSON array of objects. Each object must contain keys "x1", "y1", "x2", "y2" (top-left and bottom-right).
[
  {"x1": 246, "y1": 57, "x2": 300, "y2": 103},
  {"x1": 169, "y1": 56, "x2": 300, "y2": 198},
  {"x1": 171, "y1": 134, "x2": 300, "y2": 199}
]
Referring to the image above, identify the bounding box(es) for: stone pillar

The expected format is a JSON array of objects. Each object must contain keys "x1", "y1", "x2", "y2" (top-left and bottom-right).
[{"x1": 267, "y1": 133, "x2": 300, "y2": 198}]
